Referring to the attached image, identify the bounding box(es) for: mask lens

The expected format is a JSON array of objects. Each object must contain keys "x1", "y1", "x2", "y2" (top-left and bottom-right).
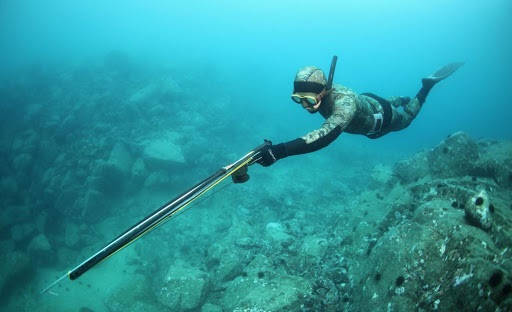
[
  {"x1": 291, "y1": 95, "x2": 302, "y2": 103},
  {"x1": 291, "y1": 93, "x2": 318, "y2": 107},
  {"x1": 305, "y1": 97, "x2": 317, "y2": 106}
]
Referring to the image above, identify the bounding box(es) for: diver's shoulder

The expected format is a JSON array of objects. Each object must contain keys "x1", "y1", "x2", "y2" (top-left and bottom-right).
[
  {"x1": 331, "y1": 84, "x2": 357, "y2": 104},
  {"x1": 332, "y1": 84, "x2": 357, "y2": 96}
]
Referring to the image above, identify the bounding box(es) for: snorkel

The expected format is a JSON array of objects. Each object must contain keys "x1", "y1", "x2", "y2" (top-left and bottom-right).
[
  {"x1": 326, "y1": 55, "x2": 338, "y2": 91},
  {"x1": 309, "y1": 55, "x2": 337, "y2": 112}
]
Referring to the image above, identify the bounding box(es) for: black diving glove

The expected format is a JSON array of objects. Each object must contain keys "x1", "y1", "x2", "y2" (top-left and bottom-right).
[{"x1": 257, "y1": 140, "x2": 287, "y2": 167}]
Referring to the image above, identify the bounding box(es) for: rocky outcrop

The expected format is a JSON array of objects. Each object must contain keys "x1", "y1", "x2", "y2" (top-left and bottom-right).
[{"x1": 154, "y1": 261, "x2": 210, "y2": 311}]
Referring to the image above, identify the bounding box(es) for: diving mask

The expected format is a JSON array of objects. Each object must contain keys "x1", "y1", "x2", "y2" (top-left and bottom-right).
[{"x1": 291, "y1": 93, "x2": 319, "y2": 106}]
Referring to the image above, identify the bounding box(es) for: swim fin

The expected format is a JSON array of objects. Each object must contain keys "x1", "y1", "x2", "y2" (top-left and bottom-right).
[
  {"x1": 422, "y1": 62, "x2": 464, "y2": 88},
  {"x1": 416, "y1": 62, "x2": 464, "y2": 104}
]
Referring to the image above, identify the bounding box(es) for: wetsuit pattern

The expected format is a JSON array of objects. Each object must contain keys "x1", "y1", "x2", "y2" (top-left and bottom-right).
[
  {"x1": 302, "y1": 85, "x2": 423, "y2": 143},
  {"x1": 302, "y1": 85, "x2": 357, "y2": 143},
  {"x1": 387, "y1": 96, "x2": 422, "y2": 132},
  {"x1": 278, "y1": 84, "x2": 424, "y2": 159}
]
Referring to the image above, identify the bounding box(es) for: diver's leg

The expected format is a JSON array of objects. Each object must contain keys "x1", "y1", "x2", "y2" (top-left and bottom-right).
[
  {"x1": 388, "y1": 97, "x2": 422, "y2": 131},
  {"x1": 389, "y1": 62, "x2": 464, "y2": 131}
]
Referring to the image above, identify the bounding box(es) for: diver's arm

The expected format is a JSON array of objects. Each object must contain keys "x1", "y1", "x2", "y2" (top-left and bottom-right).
[
  {"x1": 264, "y1": 99, "x2": 356, "y2": 163},
  {"x1": 277, "y1": 121, "x2": 344, "y2": 157}
]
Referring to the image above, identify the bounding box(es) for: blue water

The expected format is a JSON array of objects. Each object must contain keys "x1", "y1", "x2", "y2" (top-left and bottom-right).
[
  {"x1": 2, "y1": 1, "x2": 511, "y2": 149},
  {"x1": 1, "y1": 1, "x2": 511, "y2": 311}
]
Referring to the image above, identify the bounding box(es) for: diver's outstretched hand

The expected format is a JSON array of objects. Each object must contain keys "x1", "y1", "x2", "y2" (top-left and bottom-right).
[{"x1": 257, "y1": 141, "x2": 278, "y2": 167}]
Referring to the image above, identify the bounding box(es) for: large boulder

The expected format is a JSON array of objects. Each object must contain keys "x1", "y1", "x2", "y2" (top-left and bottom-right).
[
  {"x1": 91, "y1": 142, "x2": 134, "y2": 195},
  {"x1": 300, "y1": 235, "x2": 328, "y2": 264},
  {"x1": 471, "y1": 140, "x2": 512, "y2": 188},
  {"x1": 265, "y1": 222, "x2": 294, "y2": 248},
  {"x1": 54, "y1": 189, "x2": 81, "y2": 217},
  {"x1": 107, "y1": 142, "x2": 134, "y2": 178},
  {"x1": 221, "y1": 254, "x2": 311, "y2": 311},
  {"x1": 393, "y1": 151, "x2": 430, "y2": 184},
  {"x1": 154, "y1": 261, "x2": 210, "y2": 311},
  {"x1": 427, "y1": 132, "x2": 479, "y2": 178},
  {"x1": 73, "y1": 189, "x2": 107, "y2": 221},
  {"x1": 141, "y1": 132, "x2": 186, "y2": 170},
  {"x1": 130, "y1": 157, "x2": 148, "y2": 188},
  {"x1": 64, "y1": 222, "x2": 81, "y2": 248},
  {"x1": 143, "y1": 171, "x2": 171, "y2": 189},
  {"x1": 129, "y1": 76, "x2": 183, "y2": 106},
  {"x1": 207, "y1": 242, "x2": 244, "y2": 282},
  {"x1": 351, "y1": 191, "x2": 511, "y2": 311},
  {"x1": 27, "y1": 233, "x2": 52, "y2": 265},
  {"x1": 105, "y1": 274, "x2": 163, "y2": 312}
]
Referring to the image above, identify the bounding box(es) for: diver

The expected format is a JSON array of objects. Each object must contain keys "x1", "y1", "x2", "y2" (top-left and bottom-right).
[{"x1": 254, "y1": 57, "x2": 463, "y2": 168}]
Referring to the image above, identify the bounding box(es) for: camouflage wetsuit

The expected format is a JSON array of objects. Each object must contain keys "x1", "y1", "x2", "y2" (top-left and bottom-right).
[
  {"x1": 259, "y1": 62, "x2": 461, "y2": 165},
  {"x1": 274, "y1": 84, "x2": 423, "y2": 158}
]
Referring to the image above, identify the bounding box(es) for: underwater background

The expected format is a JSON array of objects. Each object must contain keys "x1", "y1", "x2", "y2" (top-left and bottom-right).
[{"x1": 1, "y1": 0, "x2": 512, "y2": 311}]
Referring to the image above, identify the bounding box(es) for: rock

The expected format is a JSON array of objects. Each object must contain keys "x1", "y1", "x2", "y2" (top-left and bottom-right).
[
  {"x1": 351, "y1": 182, "x2": 505, "y2": 311},
  {"x1": 207, "y1": 240, "x2": 245, "y2": 282},
  {"x1": 27, "y1": 233, "x2": 52, "y2": 264},
  {"x1": 0, "y1": 251, "x2": 30, "y2": 293},
  {"x1": 265, "y1": 222, "x2": 294, "y2": 247},
  {"x1": 428, "y1": 132, "x2": 479, "y2": 178},
  {"x1": 244, "y1": 254, "x2": 274, "y2": 278},
  {"x1": 235, "y1": 237, "x2": 258, "y2": 249},
  {"x1": 35, "y1": 210, "x2": 48, "y2": 234},
  {"x1": 300, "y1": 236, "x2": 328, "y2": 263},
  {"x1": 465, "y1": 190, "x2": 493, "y2": 230},
  {"x1": 393, "y1": 151, "x2": 429, "y2": 184},
  {"x1": 130, "y1": 158, "x2": 148, "y2": 187},
  {"x1": 142, "y1": 132, "x2": 186, "y2": 169},
  {"x1": 201, "y1": 303, "x2": 223, "y2": 312},
  {"x1": 105, "y1": 274, "x2": 162, "y2": 312},
  {"x1": 129, "y1": 83, "x2": 158, "y2": 105},
  {"x1": 143, "y1": 171, "x2": 170, "y2": 189},
  {"x1": 55, "y1": 189, "x2": 80, "y2": 216},
  {"x1": 371, "y1": 163, "x2": 393, "y2": 184},
  {"x1": 108, "y1": 142, "x2": 134, "y2": 177},
  {"x1": 10, "y1": 223, "x2": 36, "y2": 242},
  {"x1": 129, "y1": 76, "x2": 182, "y2": 106},
  {"x1": 215, "y1": 252, "x2": 244, "y2": 282},
  {"x1": 0, "y1": 205, "x2": 30, "y2": 231},
  {"x1": 155, "y1": 261, "x2": 209, "y2": 311},
  {"x1": 64, "y1": 223, "x2": 80, "y2": 247},
  {"x1": 472, "y1": 140, "x2": 512, "y2": 187},
  {"x1": 222, "y1": 255, "x2": 311, "y2": 311},
  {"x1": 28, "y1": 233, "x2": 51, "y2": 251},
  {"x1": 74, "y1": 189, "x2": 107, "y2": 221},
  {"x1": 92, "y1": 160, "x2": 126, "y2": 195},
  {"x1": 89, "y1": 142, "x2": 133, "y2": 195}
]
